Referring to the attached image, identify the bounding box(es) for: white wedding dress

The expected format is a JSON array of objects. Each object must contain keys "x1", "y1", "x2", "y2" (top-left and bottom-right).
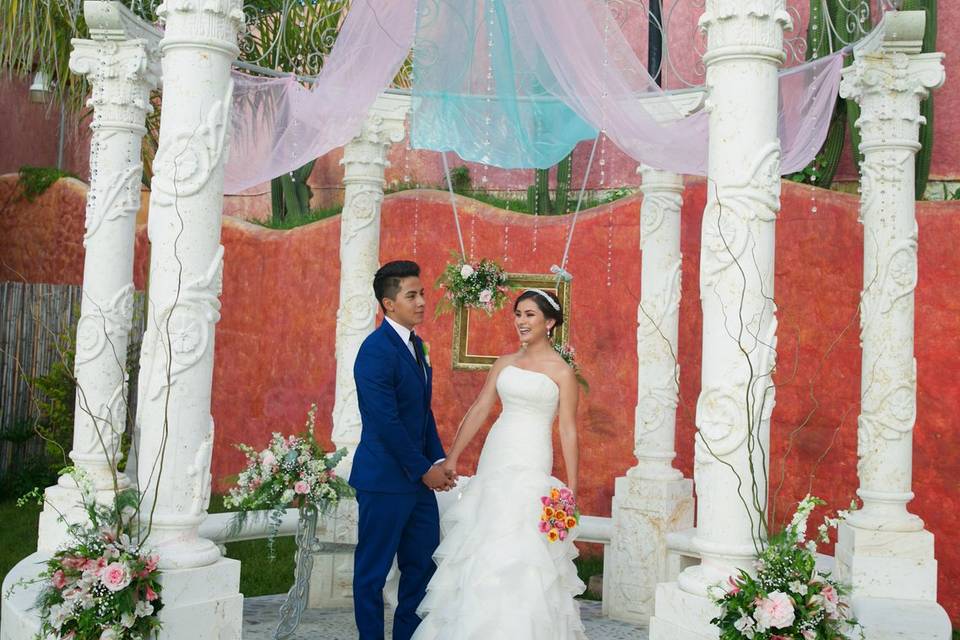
[{"x1": 412, "y1": 365, "x2": 587, "y2": 639}]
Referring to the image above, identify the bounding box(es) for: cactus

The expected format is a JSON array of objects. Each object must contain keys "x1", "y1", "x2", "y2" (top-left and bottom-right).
[
  {"x1": 902, "y1": 0, "x2": 938, "y2": 199},
  {"x1": 271, "y1": 159, "x2": 316, "y2": 223},
  {"x1": 526, "y1": 150, "x2": 573, "y2": 215}
]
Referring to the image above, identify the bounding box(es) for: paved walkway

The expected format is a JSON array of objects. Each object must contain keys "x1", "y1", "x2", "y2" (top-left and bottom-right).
[{"x1": 243, "y1": 595, "x2": 649, "y2": 639}]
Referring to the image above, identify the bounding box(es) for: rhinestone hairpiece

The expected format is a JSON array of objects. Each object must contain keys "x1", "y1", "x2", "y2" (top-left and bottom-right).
[{"x1": 525, "y1": 288, "x2": 561, "y2": 312}]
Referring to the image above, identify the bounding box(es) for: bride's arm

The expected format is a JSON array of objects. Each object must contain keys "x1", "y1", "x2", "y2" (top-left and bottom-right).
[
  {"x1": 443, "y1": 358, "x2": 509, "y2": 472},
  {"x1": 557, "y1": 368, "x2": 580, "y2": 496}
]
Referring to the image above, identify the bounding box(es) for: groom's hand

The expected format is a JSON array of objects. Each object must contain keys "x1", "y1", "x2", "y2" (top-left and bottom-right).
[{"x1": 422, "y1": 463, "x2": 457, "y2": 491}]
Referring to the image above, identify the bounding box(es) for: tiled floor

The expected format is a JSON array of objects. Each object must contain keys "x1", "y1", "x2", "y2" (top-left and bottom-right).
[{"x1": 243, "y1": 595, "x2": 649, "y2": 639}]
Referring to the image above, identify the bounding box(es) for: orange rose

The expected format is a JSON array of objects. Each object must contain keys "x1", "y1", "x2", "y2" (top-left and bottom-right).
[
  {"x1": 566, "y1": 517, "x2": 577, "y2": 529},
  {"x1": 544, "y1": 507, "x2": 555, "y2": 518},
  {"x1": 556, "y1": 510, "x2": 567, "y2": 521},
  {"x1": 550, "y1": 488, "x2": 560, "y2": 500},
  {"x1": 547, "y1": 528, "x2": 559, "y2": 542}
]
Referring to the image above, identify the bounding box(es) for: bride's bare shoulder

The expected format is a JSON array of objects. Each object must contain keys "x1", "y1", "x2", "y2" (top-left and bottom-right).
[{"x1": 491, "y1": 351, "x2": 522, "y2": 371}]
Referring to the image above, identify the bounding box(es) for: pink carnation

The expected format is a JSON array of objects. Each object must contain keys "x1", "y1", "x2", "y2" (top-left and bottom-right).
[
  {"x1": 100, "y1": 562, "x2": 131, "y2": 592},
  {"x1": 294, "y1": 480, "x2": 311, "y2": 495},
  {"x1": 754, "y1": 591, "x2": 795, "y2": 629}
]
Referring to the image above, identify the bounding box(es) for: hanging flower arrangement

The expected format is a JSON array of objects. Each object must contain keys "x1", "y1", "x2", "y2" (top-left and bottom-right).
[
  {"x1": 435, "y1": 255, "x2": 511, "y2": 316},
  {"x1": 553, "y1": 342, "x2": 588, "y2": 390}
]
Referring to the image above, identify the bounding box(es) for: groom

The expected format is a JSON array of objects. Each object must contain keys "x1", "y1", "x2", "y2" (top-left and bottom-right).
[{"x1": 350, "y1": 260, "x2": 455, "y2": 640}]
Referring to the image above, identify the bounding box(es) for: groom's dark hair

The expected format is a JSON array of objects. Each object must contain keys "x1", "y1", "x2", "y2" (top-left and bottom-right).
[{"x1": 374, "y1": 260, "x2": 421, "y2": 311}]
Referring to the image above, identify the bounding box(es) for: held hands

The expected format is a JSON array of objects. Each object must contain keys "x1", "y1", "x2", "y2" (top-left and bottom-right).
[{"x1": 422, "y1": 463, "x2": 457, "y2": 492}]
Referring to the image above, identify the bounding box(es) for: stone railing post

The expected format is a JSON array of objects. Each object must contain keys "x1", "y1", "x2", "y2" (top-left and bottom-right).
[
  {"x1": 311, "y1": 93, "x2": 408, "y2": 609},
  {"x1": 651, "y1": 2, "x2": 790, "y2": 637},
  {"x1": 37, "y1": 16, "x2": 160, "y2": 554},
  {"x1": 132, "y1": 0, "x2": 244, "y2": 636},
  {"x1": 834, "y1": 11, "x2": 950, "y2": 637},
  {"x1": 606, "y1": 166, "x2": 694, "y2": 623}
]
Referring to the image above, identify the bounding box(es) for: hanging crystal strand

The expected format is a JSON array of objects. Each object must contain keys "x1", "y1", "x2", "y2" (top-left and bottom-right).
[
  {"x1": 469, "y1": 211, "x2": 476, "y2": 261},
  {"x1": 481, "y1": 0, "x2": 494, "y2": 186},
  {"x1": 606, "y1": 208, "x2": 614, "y2": 287},
  {"x1": 503, "y1": 223, "x2": 509, "y2": 264},
  {"x1": 533, "y1": 174, "x2": 540, "y2": 253}
]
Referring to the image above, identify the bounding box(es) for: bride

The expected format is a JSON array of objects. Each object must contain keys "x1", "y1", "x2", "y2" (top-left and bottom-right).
[{"x1": 412, "y1": 289, "x2": 586, "y2": 639}]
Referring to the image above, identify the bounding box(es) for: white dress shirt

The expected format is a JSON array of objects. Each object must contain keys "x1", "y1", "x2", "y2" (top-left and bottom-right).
[{"x1": 384, "y1": 316, "x2": 418, "y2": 362}]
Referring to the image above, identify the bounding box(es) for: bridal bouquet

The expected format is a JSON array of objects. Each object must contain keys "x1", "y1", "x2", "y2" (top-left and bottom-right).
[
  {"x1": 538, "y1": 487, "x2": 579, "y2": 543},
  {"x1": 710, "y1": 495, "x2": 861, "y2": 640},
  {"x1": 225, "y1": 405, "x2": 353, "y2": 550},
  {"x1": 9, "y1": 468, "x2": 163, "y2": 640},
  {"x1": 435, "y1": 254, "x2": 511, "y2": 316}
]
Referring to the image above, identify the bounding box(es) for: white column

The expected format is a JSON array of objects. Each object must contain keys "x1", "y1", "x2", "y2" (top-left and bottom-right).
[
  {"x1": 311, "y1": 94, "x2": 408, "y2": 609},
  {"x1": 651, "y1": 2, "x2": 790, "y2": 638},
  {"x1": 606, "y1": 166, "x2": 694, "y2": 624},
  {"x1": 37, "y1": 34, "x2": 160, "y2": 553},
  {"x1": 834, "y1": 14, "x2": 950, "y2": 637},
  {"x1": 132, "y1": 0, "x2": 243, "y2": 636}
]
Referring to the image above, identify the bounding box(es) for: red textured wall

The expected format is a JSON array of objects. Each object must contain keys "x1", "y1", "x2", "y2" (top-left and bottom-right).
[{"x1": 1, "y1": 177, "x2": 957, "y2": 623}]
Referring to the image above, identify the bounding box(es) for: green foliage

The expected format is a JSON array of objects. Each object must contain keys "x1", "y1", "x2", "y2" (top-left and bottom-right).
[
  {"x1": 527, "y1": 151, "x2": 575, "y2": 215},
  {"x1": 271, "y1": 160, "x2": 316, "y2": 224},
  {"x1": 30, "y1": 327, "x2": 77, "y2": 466},
  {"x1": 450, "y1": 165, "x2": 472, "y2": 194},
  {"x1": 902, "y1": 0, "x2": 938, "y2": 200},
  {"x1": 253, "y1": 204, "x2": 342, "y2": 230},
  {"x1": 17, "y1": 165, "x2": 79, "y2": 202}
]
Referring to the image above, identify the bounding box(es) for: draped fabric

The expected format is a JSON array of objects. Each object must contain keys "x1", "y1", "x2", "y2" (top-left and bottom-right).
[{"x1": 223, "y1": 0, "x2": 844, "y2": 194}]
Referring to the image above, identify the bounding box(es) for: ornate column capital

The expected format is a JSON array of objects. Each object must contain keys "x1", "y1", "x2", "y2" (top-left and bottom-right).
[
  {"x1": 341, "y1": 93, "x2": 410, "y2": 171},
  {"x1": 699, "y1": 0, "x2": 793, "y2": 64},
  {"x1": 156, "y1": 0, "x2": 243, "y2": 53},
  {"x1": 841, "y1": 51, "x2": 945, "y2": 152},
  {"x1": 69, "y1": 38, "x2": 160, "y2": 132}
]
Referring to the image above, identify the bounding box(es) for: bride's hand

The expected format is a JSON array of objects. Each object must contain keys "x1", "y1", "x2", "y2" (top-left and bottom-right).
[{"x1": 441, "y1": 458, "x2": 458, "y2": 479}]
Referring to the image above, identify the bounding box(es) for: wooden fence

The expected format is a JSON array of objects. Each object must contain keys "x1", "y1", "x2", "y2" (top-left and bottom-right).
[{"x1": 0, "y1": 282, "x2": 145, "y2": 484}]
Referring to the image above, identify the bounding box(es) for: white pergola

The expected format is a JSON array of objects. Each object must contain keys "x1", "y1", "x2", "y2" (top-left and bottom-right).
[{"x1": 0, "y1": 1, "x2": 950, "y2": 639}]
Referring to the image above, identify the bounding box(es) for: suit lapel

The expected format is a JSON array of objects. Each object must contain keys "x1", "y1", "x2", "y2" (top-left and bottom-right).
[{"x1": 381, "y1": 322, "x2": 426, "y2": 389}]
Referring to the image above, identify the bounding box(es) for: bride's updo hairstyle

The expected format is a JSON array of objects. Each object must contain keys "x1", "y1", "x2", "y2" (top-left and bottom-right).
[{"x1": 514, "y1": 289, "x2": 564, "y2": 333}]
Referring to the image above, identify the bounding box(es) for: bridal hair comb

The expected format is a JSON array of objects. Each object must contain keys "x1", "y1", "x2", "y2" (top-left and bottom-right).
[{"x1": 525, "y1": 288, "x2": 561, "y2": 312}]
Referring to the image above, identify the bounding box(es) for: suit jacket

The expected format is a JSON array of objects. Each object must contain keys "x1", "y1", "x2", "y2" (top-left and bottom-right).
[{"x1": 349, "y1": 321, "x2": 445, "y2": 493}]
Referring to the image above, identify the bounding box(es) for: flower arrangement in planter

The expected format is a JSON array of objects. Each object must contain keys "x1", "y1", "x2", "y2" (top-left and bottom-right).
[
  {"x1": 710, "y1": 495, "x2": 861, "y2": 640},
  {"x1": 10, "y1": 468, "x2": 163, "y2": 640},
  {"x1": 224, "y1": 405, "x2": 354, "y2": 553},
  {"x1": 434, "y1": 255, "x2": 511, "y2": 316}
]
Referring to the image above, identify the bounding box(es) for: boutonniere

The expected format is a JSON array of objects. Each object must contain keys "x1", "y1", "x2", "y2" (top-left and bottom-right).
[{"x1": 422, "y1": 341, "x2": 431, "y2": 367}]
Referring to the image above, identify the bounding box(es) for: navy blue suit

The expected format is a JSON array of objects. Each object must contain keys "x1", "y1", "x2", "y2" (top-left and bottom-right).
[{"x1": 350, "y1": 321, "x2": 445, "y2": 640}]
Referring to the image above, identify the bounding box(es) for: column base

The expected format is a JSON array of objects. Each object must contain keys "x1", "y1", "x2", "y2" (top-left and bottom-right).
[
  {"x1": 154, "y1": 557, "x2": 243, "y2": 640},
  {"x1": 308, "y1": 499, "x2": 358, "y2": 608},
  {"x1": 37, "y1": 482, "x2": 128, "y2": 554},
  {"x1": 648, "y1": 581, "x2": 720, "y2": 640},
  {"x1": 835, "y1": 522, "x2": 939, "y2": 601},
  {"x1": 605, "y1": 474, "x2": 694, "y2": 625}
]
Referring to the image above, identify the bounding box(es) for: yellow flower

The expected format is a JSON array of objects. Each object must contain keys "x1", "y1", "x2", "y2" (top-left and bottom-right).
[
  {"x1": 565, "y1": 517, "x2": 577, "y2": 529},
  {"x1": 547, "y1": 529, "x2": 559, "y2": 543},
  {"x1": 556, "y1": 510, "x2": 567, "y2": 521},
  {"x1": 544, "y1": 506, "x2": 555, "y2": 518},
  {"x1": 540, "y1": 511, "x2": 550, "y2": 521},
  {"x1": 550, "y1": 488, "x2": 561, "y2": 501}
]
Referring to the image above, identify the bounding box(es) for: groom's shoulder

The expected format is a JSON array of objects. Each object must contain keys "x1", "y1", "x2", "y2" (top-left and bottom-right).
[{"x1": 358, "y1": 325, "x2": 392, "y2": 357}]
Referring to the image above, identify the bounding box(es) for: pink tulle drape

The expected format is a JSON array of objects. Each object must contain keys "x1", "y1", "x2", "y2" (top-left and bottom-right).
[
  {"x1": 223, "y1": 0, "x2": 844, "y2": 194},
  {"x1": 223, "y1": 0, "x2": 417, "y2": 194}
]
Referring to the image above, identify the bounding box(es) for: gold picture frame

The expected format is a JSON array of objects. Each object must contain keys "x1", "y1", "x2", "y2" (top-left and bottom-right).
[{"x1": 451, "y1": 273, "x2": 571, "y2": 371}]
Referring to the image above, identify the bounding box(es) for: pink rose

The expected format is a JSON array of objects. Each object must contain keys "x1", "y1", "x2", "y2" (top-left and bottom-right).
[
  {"x1": 100, "y1": 562, "x2": 131, "y2": 592},
  {"x1": 478, "y1": 289, "x2": 493, "y2": 304},
  {"x1": 538, "y1": 521, "x2": 550, "y2": 533},
  {"x1": 51, "y1": 570, "x2": 67, "y2": 589},
  {"x1": 819, "y1": 583, "x2": 839, "y2": 616},
  {"x1": 294, "y1": 480, "x2": 311, "y2": 495},
  {"x1": 753, "y1": 591, "x2": 795, "y2": 630},
  {"x1": 62, "y1": 557, "x2": 85, "y2": 570},
  {"x1": 559, "y1": 488, "x2": 573, "y2": 501}
]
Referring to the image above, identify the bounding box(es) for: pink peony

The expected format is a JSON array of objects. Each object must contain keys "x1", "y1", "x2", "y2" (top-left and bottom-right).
[
  {"x1": 753, "y1": 591, "x2": 795, "y2": 630},
  {"x1": 51, "y1": 570, "x2": 67, "y2": 589},
  {"x1": 100, "y1": 562, "x2": 131, "y2": 592},
  {"x1": 294, "y1": 480, "x2": 311, "y2": 495}
]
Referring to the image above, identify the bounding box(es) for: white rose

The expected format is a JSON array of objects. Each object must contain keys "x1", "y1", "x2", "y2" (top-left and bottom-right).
[
  {"x1": 734, "y1": 613, "x2": 756, "y2": 638},
  {"x1": 460, "y1": 264, "x2": 475, "y2": 279}
]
